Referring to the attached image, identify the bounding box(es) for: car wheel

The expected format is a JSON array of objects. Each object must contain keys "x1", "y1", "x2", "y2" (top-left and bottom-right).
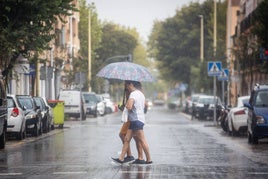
[
  {"x1": 16, "y1": 130, "x2": 24, "y2": 140},
  {"x1": 0, "y1": 130, "x2": 6, "y2": 149},
  {"x1": 231, "y1": 122, "x2": 236, "y2": 136},
  {"x1": 51, "y1": 124, "x2": 55, "y2": 130},
  {"x1": 39, "y1": 121, "x2": 43, "y2": 136},
  {"x1": 252, "y1": 134, "x2": 259, "y2": 144},
  {"x1": 248, "y1": 132, "x2": 252, "y2": 143},
  {"x1": 22, "y1": 128, "x2": 26, "y2": 139},
  {"x1": 33, "y1": 123, "x2": 39, "y2": 137}
]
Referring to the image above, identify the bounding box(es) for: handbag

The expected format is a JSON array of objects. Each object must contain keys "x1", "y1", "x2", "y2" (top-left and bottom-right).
[{"x1": 121, "y1": 107, "x2": 128, "y2": 123}]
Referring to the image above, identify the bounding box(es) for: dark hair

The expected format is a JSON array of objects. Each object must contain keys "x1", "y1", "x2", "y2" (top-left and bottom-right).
[{"x1": 125, "y1": 80, "x2": 141, "y2": 89}]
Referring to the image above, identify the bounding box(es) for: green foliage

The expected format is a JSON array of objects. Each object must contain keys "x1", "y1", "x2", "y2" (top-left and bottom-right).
[
  {"x1": 92, "y1": 23, "x2": 138, "y2": 92},
  {"x1": 0, "y1": 0, "x2": 76, "y2": 76},
  {"x1": 148, "y1": 0, "x2": 227, "y2": 95}
]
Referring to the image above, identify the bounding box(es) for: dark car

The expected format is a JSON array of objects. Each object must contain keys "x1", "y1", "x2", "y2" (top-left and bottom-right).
[
  {"x1": 0, "y1": 76, "x2": 7, "y2": 149},
  {"x1": 33, "y1": 97, "x2": 51, "y2": 133},
  {"x1": 244, "y1": 84, "x2": 268, "y2": 144},
  {"x1": 194, "y1": 95, "x2": 221, "y2": 120},
  {"x1": 16, "y1": 95, "x2": 42, "y2": 137}
]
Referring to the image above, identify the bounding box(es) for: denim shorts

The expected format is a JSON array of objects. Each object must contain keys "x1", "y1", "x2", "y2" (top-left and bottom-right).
[{"x1": 129, "y1": 120, "x2": 144, "y2": 130}]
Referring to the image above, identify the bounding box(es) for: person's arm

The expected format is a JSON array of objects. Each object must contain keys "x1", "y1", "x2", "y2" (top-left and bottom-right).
[{"x1": 125, "y1": 98, "x2": 134, "y2": 110}]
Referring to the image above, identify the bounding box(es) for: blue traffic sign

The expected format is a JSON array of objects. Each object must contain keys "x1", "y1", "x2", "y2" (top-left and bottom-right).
[
  {"x1": 207, "y1": 61, "x2": 222, "y2": 76},
  {"x1": 218, "y1": 68, "x2": 229, "y2": 81}
]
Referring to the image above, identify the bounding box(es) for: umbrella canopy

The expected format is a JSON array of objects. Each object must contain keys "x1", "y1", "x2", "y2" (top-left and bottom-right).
[{"x1": 97, "y1": 62, "x2": 154, "y2": 82}]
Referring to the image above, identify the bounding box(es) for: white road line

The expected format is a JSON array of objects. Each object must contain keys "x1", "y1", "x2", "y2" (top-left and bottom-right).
[
  {"x1": 248, "y1": 172, "x2": 268, "y2": 175},
  {"x1": 53, "y1": 171, "x2": 87, "y2": 175},
  {"x1": 0, "y1": 173, "x2": 23, "y2": 176}
]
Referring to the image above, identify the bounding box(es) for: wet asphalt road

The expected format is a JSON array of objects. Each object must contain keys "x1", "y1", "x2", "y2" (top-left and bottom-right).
[{"x1": 1, "y1": 105, "x2": 268, "y2": 178}]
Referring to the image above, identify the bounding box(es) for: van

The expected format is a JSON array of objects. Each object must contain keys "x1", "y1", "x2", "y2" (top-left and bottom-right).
[
  {"x1": 58, "y1": 90, "x2": 86, "y2": 120},
  {"x1": 0, "y1": 73, "x2": 7, "y2": 149}
]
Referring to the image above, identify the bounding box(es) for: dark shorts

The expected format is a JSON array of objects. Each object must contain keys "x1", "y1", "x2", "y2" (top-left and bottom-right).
[{"x1": 129, "y1": 120, "x2": 144, "y2": 130}]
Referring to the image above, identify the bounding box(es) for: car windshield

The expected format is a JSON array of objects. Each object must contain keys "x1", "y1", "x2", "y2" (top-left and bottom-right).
[
  {"x1": 199, "y1": 97, "x2": 217, "y2": 104},
  {"x1": 255, "y1": 91, "x2": 268, "y2": 107},
  {"x1": 83, "y1": 94, "x2": 98, "y2": 103},
  {"x1": 34, "y1": 98, "x2": 45, "y2": 110},
  {"x1": 17, "y1": 98, "x2": 34, "y2": 109},
  {"x1": 7, "y1": 97, "x2": 15, "y2": 108}
]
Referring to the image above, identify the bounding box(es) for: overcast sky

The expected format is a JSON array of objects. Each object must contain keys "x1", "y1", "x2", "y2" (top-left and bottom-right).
[{"x1": 88, "y1": 0, "x2": 204, "y2": 42}]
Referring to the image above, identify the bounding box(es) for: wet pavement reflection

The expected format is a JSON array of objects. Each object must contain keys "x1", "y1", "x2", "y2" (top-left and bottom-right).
[{"x1": 0, "y1": 106, "x2": 268, "y2": 178}]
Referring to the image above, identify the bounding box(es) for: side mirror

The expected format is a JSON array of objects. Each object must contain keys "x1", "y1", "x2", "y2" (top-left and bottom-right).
[
  {"x1": 244, "y1": 102, "x2": 252, "y2": 110},
  {"x1": 23, "y1": 106, "x2": 27, "y2": 110}
]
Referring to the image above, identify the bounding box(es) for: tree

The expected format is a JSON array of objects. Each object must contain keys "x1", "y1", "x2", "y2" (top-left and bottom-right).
[
  {"x1": 77, "y1": 0, "x2": 102, "y2": 90},
  {"x1": 93, "y1": 23, "x2": 138, "y2": 93},
  {"x1": 148, "y1": 0, "x2": 227, "y2": 95},
  {"x1": 0, "y1": 0, "x2": 77, "y2": 79}
]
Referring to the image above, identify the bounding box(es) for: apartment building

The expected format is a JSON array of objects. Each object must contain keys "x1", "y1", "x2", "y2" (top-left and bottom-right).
[
  {"x1": 227, "y1": 0, "x2": 268, "y2": 106},
  {"x1": 9, "y1": 0, "x2": 80, "y2": 99}
]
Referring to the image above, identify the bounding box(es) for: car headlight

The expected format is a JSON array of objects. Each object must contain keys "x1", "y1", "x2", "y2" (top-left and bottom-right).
[
  {"x1": 256, "y1": 116, "x2": 265, "y2": 124},
  {"x1": 25, "y1": 114, "x2": 36, "y2": 120}
]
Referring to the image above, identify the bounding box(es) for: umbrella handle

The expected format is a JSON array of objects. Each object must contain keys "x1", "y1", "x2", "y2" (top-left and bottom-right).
[{"x1": 122, "y1": 89, "x2": 126, "y2": 105}]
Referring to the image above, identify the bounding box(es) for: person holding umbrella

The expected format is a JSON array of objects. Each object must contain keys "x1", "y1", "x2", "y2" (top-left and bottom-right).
[{"x1": 112, "y1": 80, "x2": 152, "y2": 164}]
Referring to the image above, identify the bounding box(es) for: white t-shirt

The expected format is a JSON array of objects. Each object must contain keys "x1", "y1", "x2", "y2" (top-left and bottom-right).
[{"x1": 128, "y1": 90, "x2": 145, "y2": 124}]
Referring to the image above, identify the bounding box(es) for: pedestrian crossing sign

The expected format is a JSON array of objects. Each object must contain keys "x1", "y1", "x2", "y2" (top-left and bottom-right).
[
  {"x1": 207, "y1": 61, "x2": 222, "y2": 76},
  {"x1": 218, "y1": 68, "x2": 229, "y2": 81}
]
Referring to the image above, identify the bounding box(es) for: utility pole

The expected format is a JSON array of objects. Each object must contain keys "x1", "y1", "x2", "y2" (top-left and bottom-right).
[
  {"x1": 199, "y1": 15, "x2": 204, "y2": 62},
  {"x1": 213, "y1": 0, "x2": 217, "y2": 126},
  {"x1": 88, "y1": 10, "x2": 92, "y2": 92}
]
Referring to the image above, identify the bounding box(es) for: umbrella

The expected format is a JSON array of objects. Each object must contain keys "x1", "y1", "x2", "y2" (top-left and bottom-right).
[{"x1": 96, "y1": 62, "x2": 154, "y2": 82}]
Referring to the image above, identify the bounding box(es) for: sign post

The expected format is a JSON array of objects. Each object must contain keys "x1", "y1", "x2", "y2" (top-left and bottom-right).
[
  {"x1": 207, "y1": 62, "x2": 222, "y2": 126},
  {"x1": 218, "y1": 68, "x2": 229, "y2": 104}
]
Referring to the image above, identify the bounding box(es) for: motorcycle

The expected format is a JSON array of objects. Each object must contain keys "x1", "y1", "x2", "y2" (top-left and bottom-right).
[{"x1": 217, "y1": 104, "x2": 230, "y2": 132}]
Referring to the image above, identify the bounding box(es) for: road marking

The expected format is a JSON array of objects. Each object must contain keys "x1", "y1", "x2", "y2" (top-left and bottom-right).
[
  {"x1": 53, "y1": 171, "x2": 87, "y2": 175},
  {"x1": 248, "y1": 172, "x2": 268, "y2": 175},
  {"x1": 0, "y1": 173, "x2": 22, "y2": 176},
  {"x1": 120, "y1": 171, "x2": 151, "y2": 174}
]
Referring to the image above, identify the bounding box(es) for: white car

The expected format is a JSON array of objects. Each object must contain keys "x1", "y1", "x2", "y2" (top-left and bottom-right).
[
  {"x1": 7, "y1": 94, "x2": 26, "y2": 140},
  {"x1": 96, "y1": 94, "x2": 106, "y2": 116},
  {"x1": 227, "y1": 95, "x2": 250, "y2": 136},
  {"x1": 101, "y1": 94, "x2": 116, "y2": 114}
]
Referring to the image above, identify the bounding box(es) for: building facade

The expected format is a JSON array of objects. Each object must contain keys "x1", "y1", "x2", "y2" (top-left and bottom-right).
[
  {"x1": 227, "y1": 0, "x2": 268, "y2": 106},
  {"x1": 9, "y1": 0, "x2": 80, "y2": 99}
]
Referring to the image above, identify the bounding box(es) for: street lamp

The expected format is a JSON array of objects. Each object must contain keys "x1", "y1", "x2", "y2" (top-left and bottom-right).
[{"x1": 198, "y1": 15, "x2": 204, "y2": 62}]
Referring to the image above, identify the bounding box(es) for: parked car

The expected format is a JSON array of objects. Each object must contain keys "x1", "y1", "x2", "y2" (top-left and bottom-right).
[
  {"x1": 58, "y1": 90, "x2": 86, "y2": 120},
  {"x1": 0, "y1": 76, "x2": 7, "y2": 149},
  {"x1": 188, "y1": 93, "x2": 205, "y2": 115},
  {"x1": 244, "y1": 84, "x2": 268, "y2": 144},
  {"x1": 16, "y1": 95, "x2": 42, "y2": 137},
  {"x1": 96, "y1": 94, "x2": 106, "y2": 116},
  {"x1": 82, "y1": 92, "x2": 98, "y2": 117},
  {"x1": 42, "y1": 97, "x2": 54, "y2": 130},
  {"x1": 104, "y1": 97, "x2": 116, "y2": 114},
  {"x1": 33, "y1": 96, "x2": 51, "y2": 133},
  {"x1": 194, "y1": 95, "x2": 221, "y2": 120},
  {"x1": 226, "y1": 95, "x2": 250, "y2": 136},
  {"x1": 7, "y1": 94, "x2": 26, "y2": 140}
]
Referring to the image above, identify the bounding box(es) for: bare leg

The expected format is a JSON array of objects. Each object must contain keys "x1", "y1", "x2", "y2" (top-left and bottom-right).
[
  {"x1": 119, "y1": 133, "x2": 132, "y2": 157},
  {"x1": 133, "y1": 135, "x2": 143, "y2": 160},
  {"x1": 134, "y1": 130, "x2": 151, "y2": 162},
  {"x1": 118, "y1": 129, "x2": 133, "y2": 161}
]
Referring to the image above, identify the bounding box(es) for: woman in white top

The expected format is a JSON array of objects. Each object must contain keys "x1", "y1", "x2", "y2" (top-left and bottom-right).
[{"x1": 112, "y1": 80, "x2": 152, "y2": 164}]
